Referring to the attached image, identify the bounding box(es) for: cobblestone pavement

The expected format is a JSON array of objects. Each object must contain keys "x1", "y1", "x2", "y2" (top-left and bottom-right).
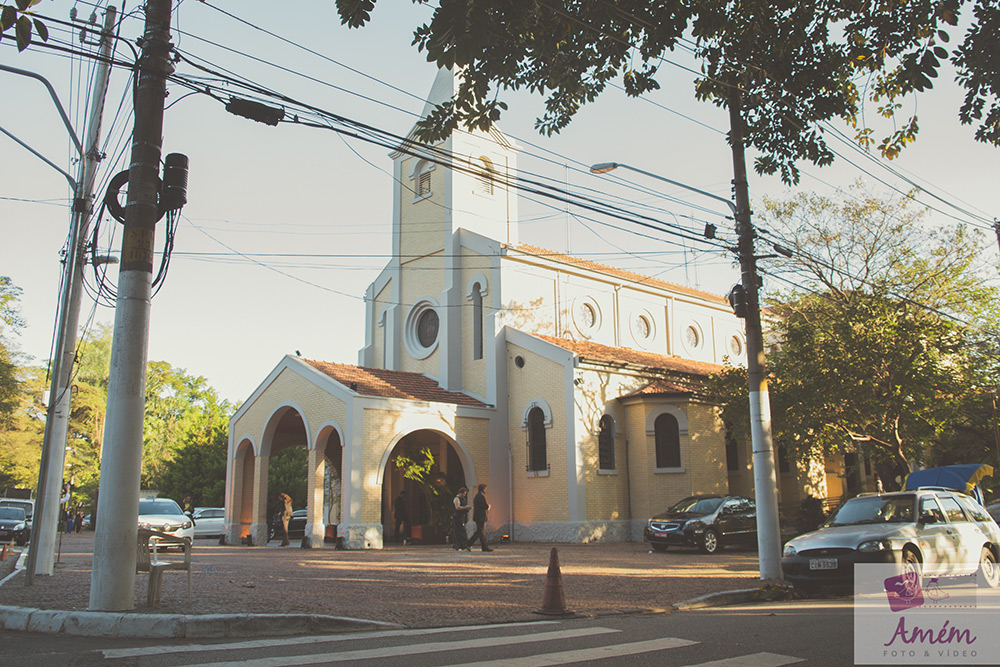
[{"x1": 0, "y1": 532, "x2": 761, "y2": 627}]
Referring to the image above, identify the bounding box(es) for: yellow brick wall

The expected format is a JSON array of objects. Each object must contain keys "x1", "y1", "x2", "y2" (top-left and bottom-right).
[
  {"x1": 372, "y1": 279, "x2": 393, "y2": 368},
  {"x1": 507, "y1": 342, "x2": 569, "y2": 522},
  {"x1": 399, "y1": 155, "x2": 445, "y2": 260},
  {"x1": 460, "y1": 250, "x2": 493, "y2": 397},
  {"x1": 622, "y1": 400, "x2": 727, "y2": 518},
  {"x1": 358, "y1": 407, "x2": 491, "y2": 525},
  {"x1": 572, "y1": 368, "x2": 637, "y2": 522},
  {"x1": 399, "y1": 253, "x2": 445, "y2": 377},
  {"x1": 232, "y1": 367, "x2": 347, "y2": 453}
]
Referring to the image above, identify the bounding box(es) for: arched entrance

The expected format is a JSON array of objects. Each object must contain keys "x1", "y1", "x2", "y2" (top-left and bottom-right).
[
  {"x1": 309, "y1": 425, "x2": 344, "y2": 546},
  {"x1": 381, "y1": 429, "x2": 471, "y2": 545}
]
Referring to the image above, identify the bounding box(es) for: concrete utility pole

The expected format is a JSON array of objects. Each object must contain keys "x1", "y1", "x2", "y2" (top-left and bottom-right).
[
  {"x1": 25, "y1": 5, "x2": 118, "y2": 584},
  {"x1": 90, "y1": 0, "x2": 172, "y2": 610},
  {"x1": 727, "y1": 86, "x2": 783, "y2": 581}
]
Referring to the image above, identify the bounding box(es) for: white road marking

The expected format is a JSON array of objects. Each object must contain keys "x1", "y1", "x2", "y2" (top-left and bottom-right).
[
  {"x1": 101, "y1": 620, "x2": 558, "y2": 659},
  {"x1": 179, "y1": 626, "x2": 621, "y2": 667},
  {"x1": 682, "y1": 652, "x2": 805, "y2": 666},
  {"x1": 448, "y1": 637, "x2": 699, "y2": 666}
]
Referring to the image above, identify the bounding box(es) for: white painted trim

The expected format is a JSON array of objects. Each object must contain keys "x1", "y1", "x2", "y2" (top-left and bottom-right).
[
  {"x1": 644, "y1": 405, "x2": 690, "y2": 435},
  {"x1": 259, "y1": 401, "x2": 312, "y2": 458},
  {"x1": 465, "y1": 273, "x2": 489, "y2": 299},
  {"x1": 312, "y1": 420, "x2": 345, "y2": 452},
  {"x1": 654, "y1": 467, "x2": 686, "y2": 474},
  {"x1": 520, "y1": 398, "x2": 554, "y2": 429},
  {"x1": 373, "y1": 421, "x2": 475, "y2": 487}
]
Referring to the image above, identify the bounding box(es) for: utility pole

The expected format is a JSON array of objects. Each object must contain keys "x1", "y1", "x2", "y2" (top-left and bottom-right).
[
  {"x1": 89, "y1": 0, "x2": 173, "y2": 610},
  {"x1": 25, "y1": 5, "x2": 118, "y2": 583},
  {"x1": 728, "y1": 85, "x2": 783, "y2": 581}
]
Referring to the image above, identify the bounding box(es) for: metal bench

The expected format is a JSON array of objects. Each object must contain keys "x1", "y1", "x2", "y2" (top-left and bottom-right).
[{"x1": 136, "y1": 528, "x2": 192, "y2": 605}]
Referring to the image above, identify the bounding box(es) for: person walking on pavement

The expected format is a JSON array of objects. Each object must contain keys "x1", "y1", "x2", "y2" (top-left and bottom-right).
[
  {"x1": 452, "y1": 487, "x2": 472, "y2": 551},
  {"x1": 393, "y1": 490, "x2": 410, "y2": 544},
  {"x1": 467, "y1": 483, "x2": 493, "y2": 551},
  {"x1": 279, "y1": 493, "x2": 293, "y2": 546}
]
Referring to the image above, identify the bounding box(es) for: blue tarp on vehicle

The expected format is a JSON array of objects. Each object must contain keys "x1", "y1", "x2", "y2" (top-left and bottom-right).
[{"x1": 904, "y1": 464, "x2": 993, "y2": 504}]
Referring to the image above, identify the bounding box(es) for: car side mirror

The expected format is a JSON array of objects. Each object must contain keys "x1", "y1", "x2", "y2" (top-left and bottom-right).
[{"x1": 919, "y1": 511, "x2": 938, "y2": 524}]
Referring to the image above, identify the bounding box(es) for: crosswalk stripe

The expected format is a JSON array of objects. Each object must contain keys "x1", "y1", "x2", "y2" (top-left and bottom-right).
[
  {"x1": 180, "y1": 626, "x2": 621, "y2": 667},
  {"x1": 681, "y1": 652, "x2": 805, "y2": 666},
  {"x1": 100, "y1": 620, "x2": 558, "y2": 659},
  {"x1": 448, "y1": 637, "x2": 699, "y2": 666}
]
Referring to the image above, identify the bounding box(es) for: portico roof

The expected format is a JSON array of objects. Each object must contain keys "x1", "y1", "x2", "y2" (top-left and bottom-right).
[{"x1": 302, "y1": 359, "x2": 488, "y2": 407}]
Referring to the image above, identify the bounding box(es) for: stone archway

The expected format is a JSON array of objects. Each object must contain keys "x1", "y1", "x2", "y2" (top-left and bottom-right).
[
  {"x1": 381, "y1": 429, "x2": 471, "y2": 545},
  {"x1": 308, "y1": 424, "x2": 344, "y2": 546},
  {"x1": 230, "y1": 438, "x2": 256, "y2": 541}
]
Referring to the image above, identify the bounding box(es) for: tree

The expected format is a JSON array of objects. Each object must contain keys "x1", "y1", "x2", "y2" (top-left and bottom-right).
[
  {"x1": 336, "y1": 0, "x2": 998, "y2": 184},
  {"x1": 155, "y1": 417, "x2": 229, "y2": 508},
  {"x1": 0, "y1": 276, "x2": 25, "y2": 427},
  {"x1": 393, "y1": 446, "x2": 453, "y2": 542},
  {"x1": 708, "y1": 185, "x2": 1000, "y2": 484},
  {"x1": 0, "y1": 0, "x2": 47, "y2": 51}
]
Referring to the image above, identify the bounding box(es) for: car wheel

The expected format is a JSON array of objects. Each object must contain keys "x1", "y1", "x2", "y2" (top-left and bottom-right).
[
  {"x1": 901, "y1": 548, "x2": 922, "y2": 595},
  {"x1": 651, "y1": 544, "x2": 669, "y2": 553},
  {"x1": 978, "y1": 547, "x2": 1000, "y2": 589},
  {"x1": 699, "y1": 529, "x2": 720, "y2": 554}
]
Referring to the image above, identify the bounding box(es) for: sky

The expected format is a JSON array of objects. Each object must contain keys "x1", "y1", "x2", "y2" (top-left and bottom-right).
[{"x1": 2, "y1": 0, "x2": 997, "y2": 404}]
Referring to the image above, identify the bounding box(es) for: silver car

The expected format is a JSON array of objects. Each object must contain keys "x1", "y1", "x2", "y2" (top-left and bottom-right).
[
  {"x1": 192, "y1": 507, "x2": 225, "y2": 538},
  {"x1": 782, "y1": 489, "x2": 1000, "y2": 591},
  {"x1": 137, "y1": 498, "x2": 194, "y2": 542}
]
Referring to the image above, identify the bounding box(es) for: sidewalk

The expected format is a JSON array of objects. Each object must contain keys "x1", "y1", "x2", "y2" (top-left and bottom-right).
[{"x1": 0, "y1": 532, "x2": 762, "y2": 637}]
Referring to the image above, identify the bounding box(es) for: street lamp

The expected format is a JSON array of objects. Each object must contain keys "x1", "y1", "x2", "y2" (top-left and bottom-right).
[{"x1": 590, "y1": 161, "x2": 783, "y2": 582}]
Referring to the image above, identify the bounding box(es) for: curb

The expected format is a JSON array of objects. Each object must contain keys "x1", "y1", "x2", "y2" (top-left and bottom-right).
[
  {"x1": 671, "y1": 588, "x2": 760, "y2": 611},
  {"x1": 0, "y1": 605, "x2": 400, "y2": 638}
]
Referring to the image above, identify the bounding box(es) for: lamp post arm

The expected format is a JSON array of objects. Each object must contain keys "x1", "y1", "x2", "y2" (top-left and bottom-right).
[
  {"x1": 0, "y1": 124, "x2": 78, "y2": 190},
  {"x1": 0, "y1": 64, "x2": 84, "y2": 158},
  {"x1": 592, "y1": 162, "x2": 737, "y2": 217}
]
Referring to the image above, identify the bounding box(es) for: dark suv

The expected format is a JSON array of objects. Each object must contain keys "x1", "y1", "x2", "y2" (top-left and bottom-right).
[{"x1": 644, "y1": 495, "x2": 757, "y2": 554}]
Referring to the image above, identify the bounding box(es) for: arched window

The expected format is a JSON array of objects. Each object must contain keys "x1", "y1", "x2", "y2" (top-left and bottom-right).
[
  {"x1": 527, "y1": 407, "x2": 547, "y2": 472},
  {"x1": 474, "y1": 156, "x2": 494, "y2": 196},
  {"x1": 654, "y1": 413, "x2": 681, "y2": 468},
  {"x1": 410, "y1": 159, "x2": 434, "y2": 200},
  {"x1": 598, "y1": 415, "x2": 615, "y2": 470},
  {"x1": 472, "y1": 283, "x2": 483, "y2": 360}
]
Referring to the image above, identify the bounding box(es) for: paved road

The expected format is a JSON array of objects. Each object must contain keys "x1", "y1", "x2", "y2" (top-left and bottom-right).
[{"x1": 0, "y1": 599, "x2": 855, "y2": 665}]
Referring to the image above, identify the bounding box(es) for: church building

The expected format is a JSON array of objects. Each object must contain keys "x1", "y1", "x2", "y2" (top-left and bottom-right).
[{"x1": 224, "y1": 69, "x2": 832, "y2": 549}]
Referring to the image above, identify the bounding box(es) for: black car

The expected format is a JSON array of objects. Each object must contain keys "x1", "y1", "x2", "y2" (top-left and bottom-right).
[
  {"x1": 0, "y1": 506, "x2": 29, "y2": 546},
  {"x1": 644, "y1": 495, "x2": 757, "y2": 554},
  {"x1": 268, "y1": 508, "x2": 307, "y2": 542}
]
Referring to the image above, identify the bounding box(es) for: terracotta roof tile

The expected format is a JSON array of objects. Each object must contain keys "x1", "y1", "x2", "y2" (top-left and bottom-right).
[
  {"x1": 302, "y1": 360, "x2": 487, "y2": 407},
  {"x1": 511, "y1": 244, "x2": 728, "y2": 305},
  {"x1": 534, "y1": 334, "x2": 725, "y2": 378}
]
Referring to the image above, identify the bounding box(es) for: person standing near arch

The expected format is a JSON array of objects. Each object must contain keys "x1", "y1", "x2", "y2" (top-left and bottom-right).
[{"x1": 467, "y1": 484, "x2": 493, "y2": 552}]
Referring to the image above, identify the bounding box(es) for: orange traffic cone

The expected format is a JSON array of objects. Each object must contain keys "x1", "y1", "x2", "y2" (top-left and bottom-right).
[
  {"x1": 535, "y1": 547, "x2": 573, "y2": 616},
  {"x1": 1, "y1": 543, "x2": 7, "y2": 561}
]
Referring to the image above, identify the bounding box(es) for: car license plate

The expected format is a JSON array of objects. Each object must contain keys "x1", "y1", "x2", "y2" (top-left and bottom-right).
[
  {"x1": 809, "y1": 558, "x2": 838, "y2": 570},
  {"x1": 653, "y1": 531, "x2": 668, "y2": 538}
]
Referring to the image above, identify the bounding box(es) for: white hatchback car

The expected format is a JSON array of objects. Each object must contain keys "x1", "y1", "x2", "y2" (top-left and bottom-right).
[
  {"x1": 137, "y1": 498, "x2": 194, "y2": 542},
  {"x1": 192, "y1": 507, "x2": 225, "y2": 538},
  {"x1": 782, "y1": 489, "x2": 1000, "y2": 591}
]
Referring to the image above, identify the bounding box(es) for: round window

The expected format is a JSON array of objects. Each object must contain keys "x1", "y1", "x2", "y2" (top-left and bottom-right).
[
  {"x1": 684, "y1": 325, "x2": 700, "y2": 348},
  {"x1": 404, "y1": 299, "x2": 441, "y2": 359},
  {"x1": 417, "y1": 309, "x2": 439, "y2": 348},
  {"x1": 572, "y1": 297, "x2": 601, "y2": 337},
  {"x1": 729, "y1": 335, "x2": 744, "y2": 356}
]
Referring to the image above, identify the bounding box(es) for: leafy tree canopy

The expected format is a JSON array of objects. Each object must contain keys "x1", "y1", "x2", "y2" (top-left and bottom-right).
[
  {"x1": 708, "y1": 184, "x2": 999, "y2": 482},
  {"x1": 337, "y1": 0, "x2": 999, "y2": 184}
]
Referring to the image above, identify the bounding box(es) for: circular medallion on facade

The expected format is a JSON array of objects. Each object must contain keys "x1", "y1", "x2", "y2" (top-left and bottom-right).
[{"x1": 404, "y1": 299, "x2": 440, "y2": 359}]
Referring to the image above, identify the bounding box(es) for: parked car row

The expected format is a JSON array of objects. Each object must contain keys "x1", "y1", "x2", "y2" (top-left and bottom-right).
[
  {"x1": 642, "y1": 483, "x2": 1000, "y2": 596},
  {"x1": 781, "y1": 488, "x2": 1000, "y2": 591},
  {"x1": 0, "y1": 507, "x2": 29, "y2": 546}
]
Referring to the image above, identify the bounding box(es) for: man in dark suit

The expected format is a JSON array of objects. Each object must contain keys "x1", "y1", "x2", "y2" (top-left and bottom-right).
[{"x1": 467, "y1": 483, "x2": 493, "y2": 552}]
